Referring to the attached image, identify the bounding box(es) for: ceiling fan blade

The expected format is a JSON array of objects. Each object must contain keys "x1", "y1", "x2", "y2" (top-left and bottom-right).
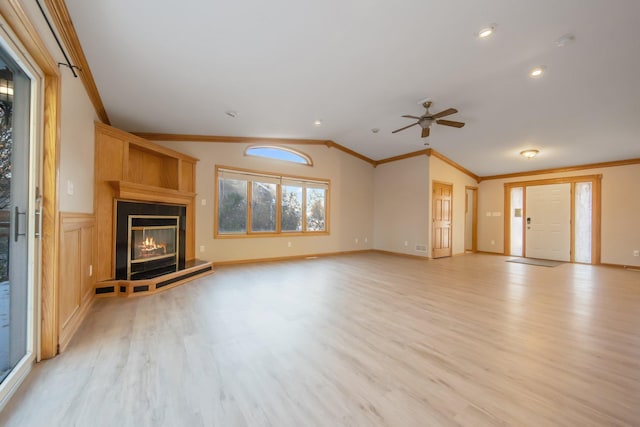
[
  {"x1": 392, "y1": 122, "x2": 419, "y2": 133},
  {"x1": 431, "y1": 108, "x2": 458, "y2": 119},
  {"x1": 421, "y1": 127, "x2": 430, "y2": 138},
  {"x1": 401, "y1": 115, "x2": 421, "y2": 119},
  {"x1": 436, "y1": 119, "x2": 465, "y2": 128}
]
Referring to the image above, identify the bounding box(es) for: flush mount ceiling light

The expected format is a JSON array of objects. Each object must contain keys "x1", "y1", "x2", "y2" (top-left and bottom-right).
[
  {"x1": 477, "y1": 24, "x2": 496, "y2": 39},
  {"x1": 314, "y1": 119, "x2": 323, "y2": 126},
  {"x1": 371, "y1": 128, "x2": 380, "y2": 134},
  {"x1": 520, "y1": 149, "x2": 539, "y2": 159},
  {"x1": 530, "y1": 66, "x2": 545, "y2": 78},
  {"x1": 225, "y1": 110, "x2": 237, "y2": 118}
]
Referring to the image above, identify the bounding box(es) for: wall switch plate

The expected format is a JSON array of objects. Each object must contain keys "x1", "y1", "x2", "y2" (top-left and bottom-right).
[
  {"x1": 201, "y1": 199, "x2": 206, "y2": 206},
  {"x1": 199, "y1": 245, "x2": 205, "y2": 253},
  {"x1": 404, "y1": 240, "x2": 409, "y2": 247},
  {"x1": 634, "y1": 250, "x2": 640, "y2": 257},
  {"x1": 66, "y1": 180, "x2": 74, "y2": 196}
]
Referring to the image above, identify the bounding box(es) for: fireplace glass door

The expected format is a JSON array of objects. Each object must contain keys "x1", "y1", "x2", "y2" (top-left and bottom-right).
[{"x1": 128, "y1": 215, "x2": 179, "y2": 279}]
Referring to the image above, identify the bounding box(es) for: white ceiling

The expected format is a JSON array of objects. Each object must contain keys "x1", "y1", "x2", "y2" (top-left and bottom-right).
[{"x1": 65, "y1": 0, "x2": 640, "y2": 176}]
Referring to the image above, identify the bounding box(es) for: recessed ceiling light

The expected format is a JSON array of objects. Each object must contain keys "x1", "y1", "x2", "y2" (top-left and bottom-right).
[
  {"x1": 225, "y1": 110, "x2": 237, "y2": 118},
  {"x1": 371, "y1": 128, "x2": 380, "y2": 134},
  {"x1": 477, "y1": 25, "x2": 496, "y2": 39},
  {"x1": 314, "y1": 119, "x2": 322, "y2": 126},
  {"x1": 520, "y1": 149, "x2": 539, "y2": 159},
  {"x1": 530, "y1": 67, "x2": 545, "y2": 78}
]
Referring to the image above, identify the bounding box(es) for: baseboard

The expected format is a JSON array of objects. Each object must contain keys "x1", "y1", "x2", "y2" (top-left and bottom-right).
[
  {"x1": 58, "y1": 293, "x2": 96, "y2": 353},
  {"x1": 600, "y1": 263, "x2": 640, "y2": 272},
  {"x1": 475, "y1": 251, "x2": 506, "y2": 256},
  {"x1": 213, "y1": 249, "x2": 373, "y2": 266},
  {"x1": 370, "y1": 249, "x2": 429, "y2": 260}
]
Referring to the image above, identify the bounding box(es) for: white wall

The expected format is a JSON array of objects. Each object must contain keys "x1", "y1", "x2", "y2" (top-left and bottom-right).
[
  {"x1": 58, "y1": 71, "x2": 98, "y2": 213},
  {"x1": 20, "y1": 0, "x2": 98, "y2": 213},
  {"x1": 373, "y1": 155, "x2": 430, "y2": 256},
  {"x1": 478, "y1": 163, "x2": 640, "y2": 267},
  {"x1": 158, "y1": 141, "x2": 375, "y2": 263}
]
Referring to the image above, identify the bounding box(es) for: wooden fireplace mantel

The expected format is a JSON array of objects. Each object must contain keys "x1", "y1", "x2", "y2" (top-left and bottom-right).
[
  {"x1": 110, "y1": 180, "x2": 196, "y2": 205},
  {"x1": 94, "y1": 123, "x2": 200, "y2": 282}
]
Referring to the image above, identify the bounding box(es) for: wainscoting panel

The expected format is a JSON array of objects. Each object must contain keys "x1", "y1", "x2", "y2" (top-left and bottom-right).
[{"x1": 58, "y1": 213, "x2": 95, "y2": 352}]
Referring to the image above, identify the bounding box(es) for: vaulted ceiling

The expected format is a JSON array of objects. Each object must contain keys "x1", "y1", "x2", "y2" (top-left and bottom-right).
[{"x1": 65, "y1": 0, "x2": 640, "y2": 176}]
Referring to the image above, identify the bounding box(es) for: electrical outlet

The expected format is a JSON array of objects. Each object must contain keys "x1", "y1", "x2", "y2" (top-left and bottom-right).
[
  {"x1": 364, "y1": 237, "x2": 368, "y2": 243},
  {"x1": 200, "y1": 245, "x2": 205, "y2": 253},
  {"x1": 634, "y1": 250, "x2": 640, "y2": 257},
  {"x1": 287, "y1": 241, "x2": 292, "y2": 248},
  {"x1": 201, "y1": 199, "x2": 207, "y2": 206},
  {"x1": 404, "y1": 240, "x2": 408, "y2": 247},
  {"x1": 355, "y1": 238, "x2": 359, "y2": 244},
  {"x1": 491, "y1": 240, "x2": 495, "y2": 245}
]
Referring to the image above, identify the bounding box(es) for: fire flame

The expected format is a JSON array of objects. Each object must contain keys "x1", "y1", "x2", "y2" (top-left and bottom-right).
[{"x1": 143, "y1": 236, "x2": 156, "y2": 249}]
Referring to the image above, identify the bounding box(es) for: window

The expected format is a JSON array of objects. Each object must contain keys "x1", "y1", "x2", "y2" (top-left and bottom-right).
[
  {"x1": 216, "y1": 167, "x2": 329, "y2": 237},
  {"x1": 251, "y1": 180, "x2": 277, "y2": 232},
  {"x1": 245, "y1": 145, "x2": 312, "y2": 166},
  {"x1": 217, "y1": 178, "x2": 247, "y2": 233}
]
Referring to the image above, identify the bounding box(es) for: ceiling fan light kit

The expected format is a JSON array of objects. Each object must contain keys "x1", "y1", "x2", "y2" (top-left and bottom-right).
[{"x1": 392, "y1": 101, "x2": 465, "y2": 138}]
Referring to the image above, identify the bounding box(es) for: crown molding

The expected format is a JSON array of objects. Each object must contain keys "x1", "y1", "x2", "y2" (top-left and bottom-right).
[
  {"x1": 428, "y1": 149, "x2": 480, "y2": 182},
  {"x1": 374, "y1": 149, "x2": 432, "y2": 166},
  {"x1": 479, "y1": 158, "x2": 640, "y2": 182},
  {"x1": 133, "y1": 132, "x2": 378, "y2": 166},
  {"x1": 43, "y1": 0, "x2": 109, "y2": 124}
]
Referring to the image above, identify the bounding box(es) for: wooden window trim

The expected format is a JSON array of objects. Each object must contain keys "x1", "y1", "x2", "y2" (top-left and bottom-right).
[{"x1": 214, "y1": 165, "x2": 330, "y2": 238}]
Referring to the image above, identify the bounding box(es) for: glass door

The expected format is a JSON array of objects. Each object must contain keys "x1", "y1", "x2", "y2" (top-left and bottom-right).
[{"x1": 0, "y1": 33, "x2": 39, "y2": 396}]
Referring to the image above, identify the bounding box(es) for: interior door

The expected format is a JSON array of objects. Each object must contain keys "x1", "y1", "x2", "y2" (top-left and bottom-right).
[
  {"x1": 432, "y1": 182, "x2": 452, "y2": 258},
  {"x1": 525, "y1": 183, "x2": 571, "y2": 261}
]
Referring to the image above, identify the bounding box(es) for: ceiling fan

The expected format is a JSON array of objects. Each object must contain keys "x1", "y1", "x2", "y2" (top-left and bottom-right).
[{"x1": 392, "y1": 101, "x2": 465, "y2": 138}]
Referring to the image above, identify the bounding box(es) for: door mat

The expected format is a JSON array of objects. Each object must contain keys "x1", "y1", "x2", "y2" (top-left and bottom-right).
[{"x1": 506, "y1": 258, "x2": 565, "y2": 267}]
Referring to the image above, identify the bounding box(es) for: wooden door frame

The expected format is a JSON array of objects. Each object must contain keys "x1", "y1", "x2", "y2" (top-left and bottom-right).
[
  {"x1": 504, "y1": 174, "x2": 601, "y2": 264},
  {"x1": 432, "y1": 180, "x2": 453, "y2": 258},
  {"x1": 465, "y1": 186, "x2": 478, "y2": 252}
]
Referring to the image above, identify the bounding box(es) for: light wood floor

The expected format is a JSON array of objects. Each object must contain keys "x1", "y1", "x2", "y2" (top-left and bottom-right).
[{"x1": 1, "y1": 253, "x2": 639, "y2": 426}]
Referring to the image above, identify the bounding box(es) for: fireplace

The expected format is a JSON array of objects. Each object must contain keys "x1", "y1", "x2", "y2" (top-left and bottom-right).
[
  {"x1": 128, "y1": 215, "x2": 179, "y2": 280},
  {"x1": 115, "y1": 201, "x2": 186, "y2": 280}
]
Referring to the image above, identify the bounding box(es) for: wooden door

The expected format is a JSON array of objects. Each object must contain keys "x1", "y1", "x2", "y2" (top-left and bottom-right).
[{"x1": 432, "y1": 182, "x2": 453, "y2": 258}]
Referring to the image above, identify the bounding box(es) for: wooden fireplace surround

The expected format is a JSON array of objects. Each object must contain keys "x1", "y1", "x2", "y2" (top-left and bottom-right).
[{"x1": 94, "y1": 123, "x2": 212, "y2": 296}]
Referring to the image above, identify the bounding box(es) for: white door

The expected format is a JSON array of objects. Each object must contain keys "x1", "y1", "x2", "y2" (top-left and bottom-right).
[{"x1": 525, "y1": 183, "x2": 571, "y2": 261}]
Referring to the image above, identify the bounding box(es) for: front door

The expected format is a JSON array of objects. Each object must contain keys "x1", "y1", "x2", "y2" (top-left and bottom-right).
[
  {"x1": 432, "y1": 182, "x2": 452, "y2": 258},
  {"x1": 525, "y1": 183, "x2": 571, "y2": 261}
]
